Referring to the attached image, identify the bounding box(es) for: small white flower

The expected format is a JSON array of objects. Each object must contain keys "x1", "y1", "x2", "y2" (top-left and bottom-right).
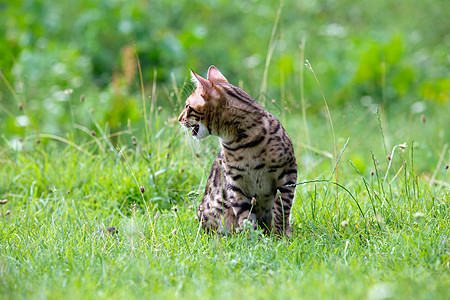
[
  {"x1": 304, "y1": 59, "x2": 313, "y2": 71},
  {"x1": 413, "y1": 212, "x2": 425, "y2": 220}
]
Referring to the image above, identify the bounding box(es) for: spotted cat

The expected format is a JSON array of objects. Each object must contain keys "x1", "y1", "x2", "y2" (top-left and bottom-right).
[{"x1": 178, "y1": 66, "x2": 297, "y2": 236}]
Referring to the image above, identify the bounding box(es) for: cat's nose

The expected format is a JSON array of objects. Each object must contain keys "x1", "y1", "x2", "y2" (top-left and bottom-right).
[{"x1": 178, "y1": 113, "x2": 183, "y2": 122}]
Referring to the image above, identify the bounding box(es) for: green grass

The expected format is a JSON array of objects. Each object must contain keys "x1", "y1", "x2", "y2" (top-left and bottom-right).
[
  {"x1": 1, "y1": 2, "x2": 449, "y2": 296},
  {"x1": 1, "y1": 101, "x2": 448, "y2": 299}
]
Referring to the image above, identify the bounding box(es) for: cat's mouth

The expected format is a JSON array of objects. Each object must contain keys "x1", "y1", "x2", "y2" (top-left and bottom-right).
[{"x1": 192, "y1": 124, "x2": 200, "y2": 136}]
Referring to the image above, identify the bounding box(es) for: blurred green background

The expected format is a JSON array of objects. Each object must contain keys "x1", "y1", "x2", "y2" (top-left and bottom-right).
[{"x1": 1, "y1": 0, "x2": 449, "y2": 172}]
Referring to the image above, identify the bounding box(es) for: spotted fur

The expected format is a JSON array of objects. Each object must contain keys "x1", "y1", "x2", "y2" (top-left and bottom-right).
[{"x1": 178, "y1": 65, "x2": 297, "y2": 236}]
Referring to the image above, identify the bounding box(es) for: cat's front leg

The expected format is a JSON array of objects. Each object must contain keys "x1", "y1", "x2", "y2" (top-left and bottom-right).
[
  {"x1": 272, "y1": 165, "x2": 297, "y2": 237},
  {"x1": 228, "y1": 190, "x2": 257, "y2": 231},
  {"x1": 272, "y1": 193, "x2": 293, "y2": 237},
  {"x1": 197, "y1": 199, "x2": 219, "y2": 233}
]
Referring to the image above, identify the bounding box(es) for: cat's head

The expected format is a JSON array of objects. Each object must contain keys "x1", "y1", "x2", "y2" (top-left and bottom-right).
[{"x1": 178, "y1": 65, "x2": 228, "y2": 139}]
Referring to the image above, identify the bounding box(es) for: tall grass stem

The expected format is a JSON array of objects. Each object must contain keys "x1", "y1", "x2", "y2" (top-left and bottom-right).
[
  {"x1": 132, "y1": 39, "x2": 150, "y2": 150},
  {"x1": 259, "y1": 0, "x2": 283, "y2": 107}
]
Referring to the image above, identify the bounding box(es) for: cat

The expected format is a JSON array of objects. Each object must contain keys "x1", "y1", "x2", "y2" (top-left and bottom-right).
[{"x1": 178, "y1": 65, "x2": 297, "y2": 236}]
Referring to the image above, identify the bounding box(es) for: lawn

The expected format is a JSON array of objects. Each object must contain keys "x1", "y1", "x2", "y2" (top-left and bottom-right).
[
  {"x1": 1, "y1": 0, "x2": 449, "y2": 299},
  {"x1": 1, "y1": 101, "x2": 448, "y2": 299}
]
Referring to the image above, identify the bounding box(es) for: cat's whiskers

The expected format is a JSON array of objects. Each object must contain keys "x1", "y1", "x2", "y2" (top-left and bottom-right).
[
  {"x1": 181, "y1": 126, "x2": 200, "y2": 154},
  {"x1": 176, "y1": 119, "x2": 200, "y2": 154},
  {"x1": 174, "y1": 127, "x2": 188, "y2": 142}
]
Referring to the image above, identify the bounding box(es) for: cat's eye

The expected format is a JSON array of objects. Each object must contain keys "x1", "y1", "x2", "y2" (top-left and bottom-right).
[{"x1": 185, "y1": 104, "x2": 189, "y2": 108}]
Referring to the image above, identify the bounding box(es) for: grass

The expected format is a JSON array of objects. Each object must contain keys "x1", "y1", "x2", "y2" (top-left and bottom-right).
[
  {"x1": 1, "y1": 0, "x2": 449, "y2": 297},
  {"x1": 1, "y1": 92, "x2": 449, "y2": 299},
  {"x1": 1, "y1": 18, "x2": 449, "y2": 295}
]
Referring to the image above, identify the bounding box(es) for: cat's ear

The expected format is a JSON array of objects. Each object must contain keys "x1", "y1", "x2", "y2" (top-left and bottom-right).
[
  {"x1": 207, "y1": 65, "x2": 228, "y2": 84},
  {"x1": 191, "y1": 69, "x2": 218, "y2": 99}
]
